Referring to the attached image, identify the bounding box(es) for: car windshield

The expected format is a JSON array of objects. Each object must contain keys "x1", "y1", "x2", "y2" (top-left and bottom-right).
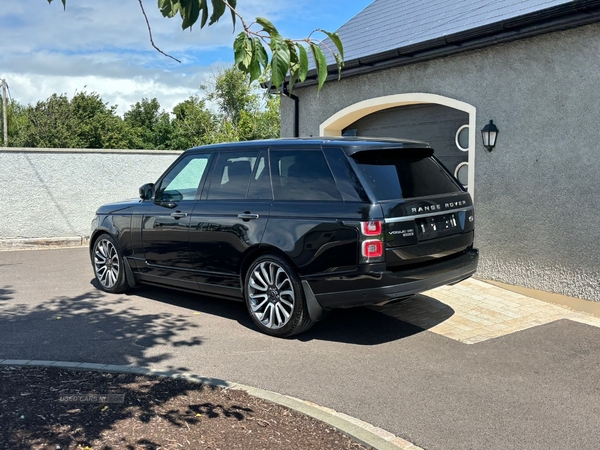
[{"x1": 351, "y1": 149, "x2": 462, "y2": 200}]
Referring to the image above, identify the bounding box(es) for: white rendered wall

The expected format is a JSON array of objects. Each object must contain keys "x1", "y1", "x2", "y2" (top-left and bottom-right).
[{"x1": 0, "y1": 148, "x2": 181, "y2": 240}]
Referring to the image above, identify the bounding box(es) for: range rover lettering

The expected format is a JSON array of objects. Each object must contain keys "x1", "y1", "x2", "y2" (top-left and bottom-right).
[{"x1": 90, "y1": 138, "x2": 478, "y2": 337}]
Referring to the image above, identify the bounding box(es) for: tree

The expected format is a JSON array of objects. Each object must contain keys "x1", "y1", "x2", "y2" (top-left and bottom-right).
[
  {"x1": 166, "y1": 67, "x2": 280, "y2": 149},
  {"x1": 203, "y1": 66, "x2": 280, "y2": 143},
  {"x1": 47, "y1": 0, "x2": 344, "y2": 92},
  {"x1": 169, "y1": 96, "x2": 218, "y2": 150},
  {"x1": 207, "y1": 67, "x2": 257, "y2": 126},
  {"x1": 10, "y1": 91, "x2": 134, "y2": 149},
  {"x1": 2, "y1": 65, "x2": 278, "y2": 149},
  {"x1": 24, "y1": 94, "x2": 76, "y2": 148},
  {"x1": 237, "y1": 93, "x2": 279, "y2": 141},
  {"x1": 0, "y1": 100, "x2": 28, "y2": 147},
  {"x1": 123, "y1": 98, "x2": 173, "y2": 149},
  {"x1": 70, "y1": 91, "x2": 133, "y2": 149}
]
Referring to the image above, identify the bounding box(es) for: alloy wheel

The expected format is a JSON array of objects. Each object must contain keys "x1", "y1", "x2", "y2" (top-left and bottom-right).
[
  {"x1": 94, "y1": 238, "x2": 120, "y2": 289},
  {"x1": 248, "y1": 261, "x2": 295, "y2": 329}
]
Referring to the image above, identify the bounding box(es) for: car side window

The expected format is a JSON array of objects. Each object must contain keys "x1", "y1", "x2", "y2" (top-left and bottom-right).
[
  {"x1": 156, "y1": 153, "x2": 211, "y2": 202},
  {"x1": 270, "y1": 149, "x2": 342, "y2": 201},
  {"x1": 205, "y1": 151, "x2": 259, "y2": 200},
  {"x1": 323, "y1": 147, "x2": 368, "y2": 202}
]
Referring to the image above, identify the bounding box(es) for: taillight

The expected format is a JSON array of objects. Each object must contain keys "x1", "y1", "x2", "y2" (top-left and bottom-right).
[
  {"x1": 362, "y1": 240, "x2": 383, "y2": 258},
  {"x1": 361, "y1": 220, "x2": 382, "y2": 236},
  {"x1": 360, "y1": 220, "x2": 384, "y2": 263}
]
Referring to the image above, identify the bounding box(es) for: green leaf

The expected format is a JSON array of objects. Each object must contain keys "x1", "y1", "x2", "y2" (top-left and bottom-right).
[
  {"x1": 243, "y1": 38, "x2": 253, "y2": 70},
  {"x1": 248, "y1": 59, "x2": 261, "y2": 84},
  {"x1": 182, "y1": 0, "x2": 201, "y2": 30},
  {"x1": 256, "y1": 17, "x2": 278, "y2": 35},
  {"x1": 310, "y1": 43, "x2": 328, "y2": 91},
  {"x1": 200, "y1": 0, "x2": 209, "y2": 27},
  {"x1": 296, "y1": 44, "x2": 309, "y2": 83},
  {"x1": 158, "y1": 0, "x2": 180, "y2": 19},
  {"x1": 233, "y1": 31, "x2": 248, "y2": 64},
  {"x1": 229, "y1": 0, "x2": 237, "y2": 30},
  {"x1": 287, "y1": 43, "x2": 300, "y2": 92},
  {"x1": 287, "y1": 41, "x2": 298, "y2": 68},
  {"x1": 209, "y1": 0, "x2": 227, "y2": 25},
  {"x1": 270, "y1": 34, "x2": 290, "y2": 90},
  {"x1": 253, "y1": 37, "x2": 268, "y2": 71},
  {"x1": 318, "y1": 29, "x2": 344, "y2": 60}
]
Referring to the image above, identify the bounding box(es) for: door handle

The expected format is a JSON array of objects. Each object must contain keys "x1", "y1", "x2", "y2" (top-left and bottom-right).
[
  {"x1": 170, "y1": 212, "x2": 188, "y2": 219},
  {"x1": 237, "y1": 213, "x2": 259, "y2": 220}
]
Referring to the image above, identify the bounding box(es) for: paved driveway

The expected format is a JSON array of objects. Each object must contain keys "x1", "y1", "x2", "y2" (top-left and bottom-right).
[{"x1": 1, "y1": 247, "x2": 600, "y2": 450}]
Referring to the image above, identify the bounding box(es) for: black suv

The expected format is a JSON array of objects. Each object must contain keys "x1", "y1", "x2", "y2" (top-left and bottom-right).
[{"x1": 90, "y1": 138, "x2": 478, "y2": 337}]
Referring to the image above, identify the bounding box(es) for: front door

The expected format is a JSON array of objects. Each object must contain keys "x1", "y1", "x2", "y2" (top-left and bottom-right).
[{"x1": 139, "y1": 152, "x2": 212, "y2": 288}]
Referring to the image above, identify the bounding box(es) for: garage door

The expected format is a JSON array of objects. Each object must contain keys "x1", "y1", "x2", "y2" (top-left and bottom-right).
[{"x1": 342, "y1": 103, "x2": 469, "y2": 187}]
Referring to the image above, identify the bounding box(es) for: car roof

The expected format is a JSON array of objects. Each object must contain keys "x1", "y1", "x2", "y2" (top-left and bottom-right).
[{"x1": 185, "y1": 137, "x2": 432, "y2": 156}]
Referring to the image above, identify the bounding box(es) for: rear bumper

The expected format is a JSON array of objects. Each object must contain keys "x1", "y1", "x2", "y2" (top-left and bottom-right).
[{"x1": 306, "y1": 248, "x2": 479, "y2": 309}]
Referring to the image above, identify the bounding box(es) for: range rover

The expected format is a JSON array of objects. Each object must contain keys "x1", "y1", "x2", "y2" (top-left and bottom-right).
[{"x1": 90, "y1": 138, "x2": 478, "y2": 337}]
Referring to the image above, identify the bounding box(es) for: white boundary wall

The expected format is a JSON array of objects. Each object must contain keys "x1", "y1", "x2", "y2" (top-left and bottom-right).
[{"x1": 0, "y1": 148, "x2": 182, "y2": 242}]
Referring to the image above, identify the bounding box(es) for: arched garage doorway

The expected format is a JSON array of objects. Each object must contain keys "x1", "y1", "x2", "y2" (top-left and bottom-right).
[{"x1": 319, "y1": 94, "x2": 476, "y2": 199}]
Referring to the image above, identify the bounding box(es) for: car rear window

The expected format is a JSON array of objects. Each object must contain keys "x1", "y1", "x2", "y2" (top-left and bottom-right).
[{"x1": 351, "y1": 149, "x2": 462, "y2": 200}]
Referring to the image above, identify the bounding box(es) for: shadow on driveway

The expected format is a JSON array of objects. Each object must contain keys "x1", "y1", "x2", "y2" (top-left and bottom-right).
[
  {"x1": 0, "y1": 285, "x2": 15, "y2": 302},
  {"x1": 124, "y1": 282, "x2": 455, "y2": 346},
  {"x1": 0, "y1": 277, "x2": 456, "y2": 367},
  {"x1": 0, "y1": 284, "x2": 202, "y2": 370}
]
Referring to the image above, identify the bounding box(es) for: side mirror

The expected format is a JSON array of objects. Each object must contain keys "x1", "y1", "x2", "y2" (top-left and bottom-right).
[{"x1": 139, "y1": 183, "x2": 155, "y2": 200}]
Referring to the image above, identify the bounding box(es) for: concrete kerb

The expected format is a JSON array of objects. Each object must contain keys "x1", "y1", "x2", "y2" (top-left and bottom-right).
[
  {"x1": 0, "y1": 360, "x2": 421, "y2": 450},
  {"x1": 0, "y1": 237, "x2": 90, "y2": 251}
]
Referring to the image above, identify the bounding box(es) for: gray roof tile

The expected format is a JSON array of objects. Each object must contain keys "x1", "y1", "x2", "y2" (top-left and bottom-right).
[{"x1": 320, "y1": 0, "x2": 574, "y2": 65}]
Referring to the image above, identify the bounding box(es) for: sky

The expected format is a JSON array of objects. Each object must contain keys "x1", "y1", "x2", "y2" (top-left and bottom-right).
[{"x1": 0, "y1": 0, "x2": 370, "y2": 115}]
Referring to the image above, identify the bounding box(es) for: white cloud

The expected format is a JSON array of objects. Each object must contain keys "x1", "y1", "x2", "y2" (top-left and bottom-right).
[
  {"x1": 0, "y1": 0, "x2": 367, "y2": 115},
  {"x1": 0, "y1": 0, "x2": 290, "y2": 114}
]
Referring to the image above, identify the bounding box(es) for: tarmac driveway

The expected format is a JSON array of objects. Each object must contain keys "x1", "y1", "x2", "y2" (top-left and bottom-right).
[{"x1": 1, "y1": 247, "x2": 600, "y2": 450}]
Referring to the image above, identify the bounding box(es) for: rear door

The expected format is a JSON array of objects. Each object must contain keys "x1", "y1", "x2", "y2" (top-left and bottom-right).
[
  {"x1": 349, "y1": 149, "x2": 475, "y2": 268},
  {"x1": 188, "y1": 149, "x2": 271, "y2": 298},
  {"x1": 263, "y1": 147, "x2": 364, "y2": 276}
]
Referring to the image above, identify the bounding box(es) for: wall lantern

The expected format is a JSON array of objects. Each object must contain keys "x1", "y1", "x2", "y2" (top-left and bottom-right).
[{"x1": 481, "y1": 120, "x2": 499, "y2": 152}]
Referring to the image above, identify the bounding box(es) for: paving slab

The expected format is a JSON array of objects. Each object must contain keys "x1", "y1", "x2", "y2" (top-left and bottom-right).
[{"x1": 375, "y1": 278, "x2": 600, "y2": 344}]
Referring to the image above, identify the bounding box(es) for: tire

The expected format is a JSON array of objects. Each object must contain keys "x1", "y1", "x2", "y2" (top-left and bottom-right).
[
  {"x1": 244, "y1": 254, "x2": 314, "y2": 338},
  {"x1": 92, "y1": 233, "x2": 129, "y2": 294}
]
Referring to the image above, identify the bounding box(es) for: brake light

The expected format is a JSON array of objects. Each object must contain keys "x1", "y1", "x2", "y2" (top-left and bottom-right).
[
  {"x1": 359, "y1": 220, "x2": 385, "y2": 263},
  {"x1": 361, "y1": 220, "x2": 382, "y2": 236}
]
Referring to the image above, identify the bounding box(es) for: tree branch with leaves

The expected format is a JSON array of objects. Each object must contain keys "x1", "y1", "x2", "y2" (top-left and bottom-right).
[{"x1": 47, "y1": 0, "x2": 344, "y2": 92}]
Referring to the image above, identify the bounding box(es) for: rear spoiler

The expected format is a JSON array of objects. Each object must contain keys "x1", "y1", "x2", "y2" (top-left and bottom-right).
[{"x1": 350, "y1": 147, "x2": 435, "y2": 161}]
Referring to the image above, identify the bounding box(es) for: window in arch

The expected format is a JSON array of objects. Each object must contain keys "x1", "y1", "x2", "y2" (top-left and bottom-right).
[
  {"x1": 455, "y1": 125, "x2": 469, "y2": 152},
  {"x1": 454, "y1": 162, "x2": 469, "y2": 188}
]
